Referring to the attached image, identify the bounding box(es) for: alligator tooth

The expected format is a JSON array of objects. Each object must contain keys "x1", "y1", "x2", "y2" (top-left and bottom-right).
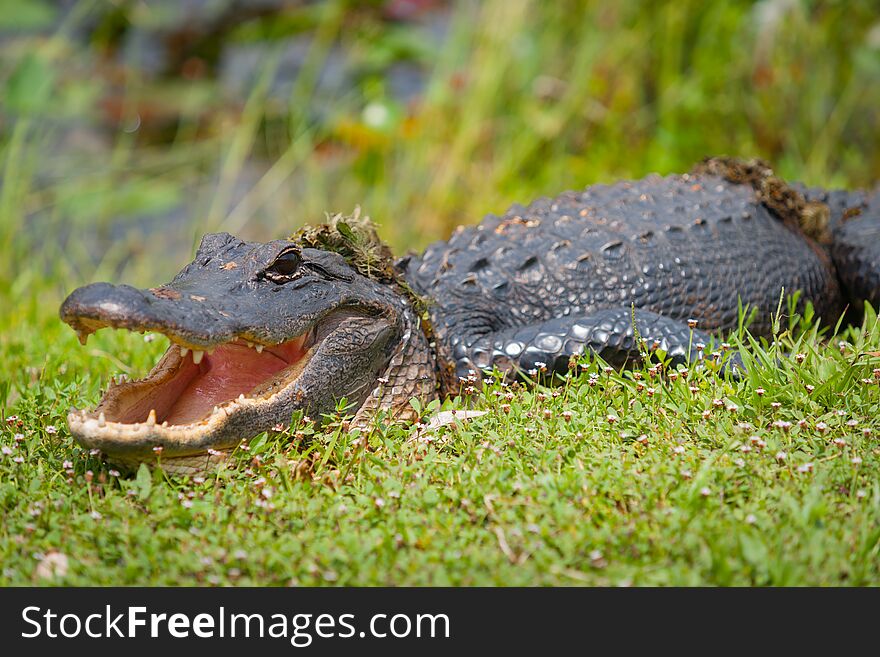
[
  {"x1": 213, "y1": 406, "x2": 219, "y2": 414},
  {"x1": 161, "y1": 421, "x2": 168, "y2": 427},
  {"x1": 192, "y1": 350, "x2": 204, "y2": 364},
  {"x1": 146, "y1": 409, "x2": 157, "y2": 425},
  {"x1": 255, "y1": 344, "x2": 264, "y2": 353},
  {"x1": 98, "y1": 412, "x2": 106, "y2": 428},
  {"x1": 180, "y1": 346, "x2": 189, "y2": 358},
  {"x1": 244, "y1": 341, "x2": 254, "y2": 349},
  {"x1": 238, "y1": 394, "x2": 246, "y2": 402}
]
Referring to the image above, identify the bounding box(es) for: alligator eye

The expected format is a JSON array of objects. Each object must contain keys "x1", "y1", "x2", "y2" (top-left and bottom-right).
[{"x1": 266, "y1": 250, "x2": 302, "y2": 279}]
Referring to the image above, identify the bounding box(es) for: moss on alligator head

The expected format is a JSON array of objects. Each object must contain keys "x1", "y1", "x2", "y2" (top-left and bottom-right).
[
  {"x1": 692, "y1": 156, "x2": 832, "y2": 244},
  {"x1": 290, "y1": 208, "x2": 433, "y2": 336},
  {"x1": 291, "y1": 207, "x2": 397, "y2": 282}
]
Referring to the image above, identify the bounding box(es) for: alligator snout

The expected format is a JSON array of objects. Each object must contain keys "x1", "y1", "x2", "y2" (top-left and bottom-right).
[{"x1": 60, "y1": 281, "x2": 238, "y2": 348}]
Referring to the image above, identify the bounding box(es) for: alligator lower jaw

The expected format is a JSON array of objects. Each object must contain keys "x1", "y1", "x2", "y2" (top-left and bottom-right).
[{"x1": 68, "y1": 332, "x2": 317, "y2": 472}]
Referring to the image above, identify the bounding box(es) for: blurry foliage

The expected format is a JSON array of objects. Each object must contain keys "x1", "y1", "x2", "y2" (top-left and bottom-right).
[
  {"x1": 0, "y1": 0, "x2": 879, "y2": 587},
  {"x1": 0, "y1": 0, "x2": 58, "y2": 31},
  {"x1": 0, "y1": 0, "x2": 878, "y2": 287}
]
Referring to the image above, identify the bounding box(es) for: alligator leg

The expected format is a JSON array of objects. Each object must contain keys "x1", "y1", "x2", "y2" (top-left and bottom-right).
[{"x1": 453, "y1": 308, "x2": 731, "y2": 381}]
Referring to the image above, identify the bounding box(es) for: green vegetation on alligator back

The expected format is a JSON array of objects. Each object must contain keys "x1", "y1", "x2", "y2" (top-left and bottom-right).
[{"x1": 1, "y1": 1, "x2": 879, "y2": 585}]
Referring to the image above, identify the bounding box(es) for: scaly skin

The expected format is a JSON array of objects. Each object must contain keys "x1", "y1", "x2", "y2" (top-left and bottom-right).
[
  {"x1": 403, "y1": 172, "x2": 877, "y2": 389},
  {"x1": 60, "y1": 164, "x2": 880, "y2": 473}
]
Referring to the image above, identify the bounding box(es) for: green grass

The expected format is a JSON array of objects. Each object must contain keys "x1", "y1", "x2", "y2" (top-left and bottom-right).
[
  {"x1": 1, "y1": 294, "x2": 879, "y2": 585},
  {"x1": 1, "y1": 0, "x2": 879, "y2": 585}
]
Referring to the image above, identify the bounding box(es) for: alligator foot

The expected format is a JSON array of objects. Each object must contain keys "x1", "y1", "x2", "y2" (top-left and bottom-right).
[{"x1": 453, "y1": 308, "x2": 742, "y2": 381}]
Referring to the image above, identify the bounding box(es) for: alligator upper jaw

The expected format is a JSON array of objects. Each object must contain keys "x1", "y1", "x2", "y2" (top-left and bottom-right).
[{"x1": 67, "y1": 328, "x2": 318, "y2": 463}]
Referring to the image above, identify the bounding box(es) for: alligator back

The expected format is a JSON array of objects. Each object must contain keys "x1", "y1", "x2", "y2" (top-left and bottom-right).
[{"x1": 405, "y1": 173, "x2": 842, "y2": 344}]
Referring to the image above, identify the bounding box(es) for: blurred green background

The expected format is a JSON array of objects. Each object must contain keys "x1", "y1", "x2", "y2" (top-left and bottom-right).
[
  {"x1": 1, "y1": 0, "x2": 879, "y2": 293},
  {"x1": 1, "y1": 0, "x2": 880, "y2": 587}
]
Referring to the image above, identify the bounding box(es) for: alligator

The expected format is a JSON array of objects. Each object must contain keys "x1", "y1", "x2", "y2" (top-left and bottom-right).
[{"x1": 60, "y1": 158, "x2": 880, "y2": 474}]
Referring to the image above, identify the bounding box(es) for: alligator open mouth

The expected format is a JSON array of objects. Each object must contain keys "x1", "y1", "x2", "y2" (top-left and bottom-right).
[
  {"x1": 67, "y1": 326, "x2": 320, "y2": 469},
  {"x1": 60, "y1": 231, "x2": 411, "y2": 474}
]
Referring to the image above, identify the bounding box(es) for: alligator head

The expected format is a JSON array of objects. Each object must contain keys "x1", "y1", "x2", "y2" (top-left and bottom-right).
[{"x1": 60, "y1": 232, "x2": 436, "y2": 474}]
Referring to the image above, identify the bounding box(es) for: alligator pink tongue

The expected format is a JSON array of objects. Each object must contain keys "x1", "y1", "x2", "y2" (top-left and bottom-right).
[{"x1": 162, "y1": 340, "x2": 305, "y2": 425}]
